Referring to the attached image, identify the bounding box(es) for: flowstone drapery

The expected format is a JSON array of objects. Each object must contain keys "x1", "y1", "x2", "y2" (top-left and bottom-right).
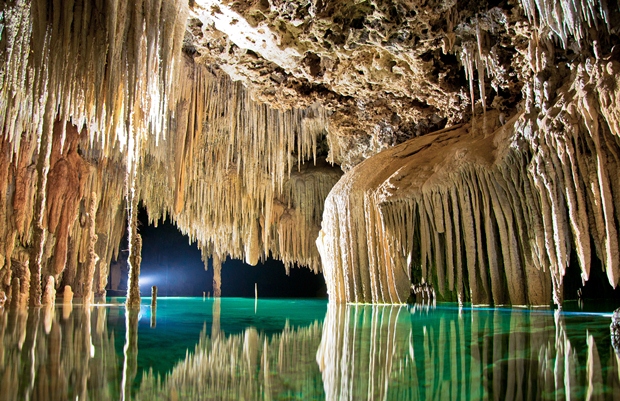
[{"x1": 318, "y1": 59, "x2": 620, "y2": 305}]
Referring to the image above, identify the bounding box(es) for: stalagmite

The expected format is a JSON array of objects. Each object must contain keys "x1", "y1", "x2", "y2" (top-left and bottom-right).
[
  {"x1": 212, "y1": 298, "x2": 221, "y2": 337},
  {"x1": 41, "y1": 276, "x2": 55, "y2": 305},
  {"x1": 83, "y1": 194, "x2": 99, "y2": 305},
  {"x1": 63, "y1": 285, "x2": 73, "y2": 305}
]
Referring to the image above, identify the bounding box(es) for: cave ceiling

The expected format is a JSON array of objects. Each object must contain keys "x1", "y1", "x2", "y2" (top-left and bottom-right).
[{"x1": 0, "y1": 0, "x2": 619, "y2": 306}]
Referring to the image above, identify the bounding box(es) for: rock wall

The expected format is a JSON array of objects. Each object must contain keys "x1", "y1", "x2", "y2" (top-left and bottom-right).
[
  {"x1": 0, "y1": 0, "x2": 339, "y2": 306},
  {"x1": 1, "y1": 0, "x2": 619, "y2": 306}
]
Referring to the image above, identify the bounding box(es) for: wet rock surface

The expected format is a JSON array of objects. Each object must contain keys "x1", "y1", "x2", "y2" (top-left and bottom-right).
[{"x1": 613, "y1": 308, "x2": 620, "y2": 354}]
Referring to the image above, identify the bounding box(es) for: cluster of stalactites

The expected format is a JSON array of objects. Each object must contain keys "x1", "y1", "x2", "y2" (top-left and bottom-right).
[
  {"x1": 318, "y1": 113, "x2": 552, "y2": 305},
  {"x1": 519, "y1": 0, "x2": 612, "y2": 48},
  {"x1": 0, "y1": 0, "x2": 188, "y2": 162},
  {"x1": 526, "y1": 59, "x2": 620, "y2": 295},
  {"x1": 138, "y1": 58, "x2": 338, "y2": 274},
  {"x1": 0, "y1": 0, "x2": 187, "y2": 307},
  {"x1": 318, "y1": 58, "x2": 620, "y2": 305},
  {"x1": 456, "y1": 0, "x2": 614, "y2": 119}
]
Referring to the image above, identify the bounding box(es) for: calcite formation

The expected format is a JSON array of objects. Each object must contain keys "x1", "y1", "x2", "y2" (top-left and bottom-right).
[
  {"x1": 613, "y1": 307, "x2": 620, "y2": 354},
  {"x1": 0, "y1": 0, "x2": 619, "y2": 306}
]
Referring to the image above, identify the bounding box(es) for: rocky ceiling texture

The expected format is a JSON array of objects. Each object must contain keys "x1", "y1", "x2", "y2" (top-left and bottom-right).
[{"x1": 0, "y1": 0, "x2": 619, "y2": 307}]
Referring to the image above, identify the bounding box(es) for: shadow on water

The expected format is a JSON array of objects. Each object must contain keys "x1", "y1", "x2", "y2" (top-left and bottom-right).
[{"x1": 0, "y1": 299, "x2": 619, "y2": 400}]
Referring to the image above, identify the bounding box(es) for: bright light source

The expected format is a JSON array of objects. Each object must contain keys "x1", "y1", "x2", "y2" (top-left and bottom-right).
[{"x1": 139, "y1": 274, "x2": 157, "y2": 288}]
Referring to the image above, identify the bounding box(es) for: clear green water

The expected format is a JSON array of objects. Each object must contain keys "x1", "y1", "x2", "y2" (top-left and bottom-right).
[{"x1": 1, "y1": 298, "x2": 619, "y2": 400}]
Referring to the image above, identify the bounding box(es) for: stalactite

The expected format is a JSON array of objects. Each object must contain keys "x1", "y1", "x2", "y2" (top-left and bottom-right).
[
  {"x1": 46, "y1": 121, "x2": 92, "y2": 281},
  {"x1": 138, "y1": 59, "x2": 337, "y2": 275},
  {"x1": 519, "y1": 0, "x2": 611, "y2": 48},
  {"x1": 28, "y1": 99, "x2": 55, "y2": 307}
]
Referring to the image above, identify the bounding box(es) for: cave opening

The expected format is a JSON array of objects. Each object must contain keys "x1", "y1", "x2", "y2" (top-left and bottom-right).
[
  {"x1": 563, "y1": 237, "x2": 620, "y2": 304},
  {"x1": 107, "y1": 206, "x2": 327, "y2": 298}
]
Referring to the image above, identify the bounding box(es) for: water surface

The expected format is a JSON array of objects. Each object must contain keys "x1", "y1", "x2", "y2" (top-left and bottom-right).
[{"x1": 0, "y1": 298, "x2": 618, "y2": 400}]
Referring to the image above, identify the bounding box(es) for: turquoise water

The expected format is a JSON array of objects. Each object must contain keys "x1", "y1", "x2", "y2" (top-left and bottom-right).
[{"x1": 0, "y1": 298, "x2": 619, "y2": 400}]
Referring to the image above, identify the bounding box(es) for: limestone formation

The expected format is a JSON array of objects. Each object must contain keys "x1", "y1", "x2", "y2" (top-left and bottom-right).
[
  {"x1": 0, "y1": 0, "x2": 619, "y2": 306},
  {"x1": 613, "y1": 308, "x2": 620, "y2": 354},
  {"x1": 212, "y1": 254, "x2": 222, "y2": 298}
]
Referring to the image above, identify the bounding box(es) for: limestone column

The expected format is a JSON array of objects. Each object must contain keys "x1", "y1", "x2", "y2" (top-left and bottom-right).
[{"x1": 213, "y1": 254, "x2": 222, "y2": 298}]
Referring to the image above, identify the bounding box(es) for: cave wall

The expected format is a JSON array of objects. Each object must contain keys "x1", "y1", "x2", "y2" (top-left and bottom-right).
[
  {"x1": 0, "y1": 0, "x2": 619, "y2": 306},
  {"x1": 0, "y1": 0, "x2": 188, "y2": 305},
  {"x1": 0, "y1": 119, "x2": 126, "y2": 306},
  {"x1": 0, "y1": 0, "x2": 340, "y2": 306}
]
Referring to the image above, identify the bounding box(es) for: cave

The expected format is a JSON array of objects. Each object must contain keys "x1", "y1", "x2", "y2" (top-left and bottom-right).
[
  {"x1": 1, "y1": 0, "x2": 620, "y2": 398},
  {"x1": 108, "y1": 207, "x2": 327, "y2": 298}
]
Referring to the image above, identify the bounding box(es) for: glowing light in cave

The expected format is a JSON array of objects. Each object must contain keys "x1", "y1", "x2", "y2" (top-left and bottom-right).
[{"x1": 138, "y1": 274, "x2": 158, "y2": 291}]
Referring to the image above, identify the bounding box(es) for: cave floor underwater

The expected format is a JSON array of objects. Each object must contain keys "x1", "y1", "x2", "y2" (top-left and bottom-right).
[{"x1": 0, "y1": 296, "x2": 619, "y2": 400}]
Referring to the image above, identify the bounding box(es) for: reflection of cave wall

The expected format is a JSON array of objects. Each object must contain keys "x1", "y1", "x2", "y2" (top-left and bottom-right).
[
  {"x1": 137, "y1": 319, "x2": 325, "y2": 399},
  {"x1": 0, "y1": 301, "x2": 618, "y2": 399},
  {"x1": 0, "y1": 306, "x2": 119, "y2": 401}
]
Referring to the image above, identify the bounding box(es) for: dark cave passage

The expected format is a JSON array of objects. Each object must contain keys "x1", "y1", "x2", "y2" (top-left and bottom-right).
[
  {"x1": 108, "y1": 207, "x2": 327, "y2": 298},
  {"x1": 563, "y1": 239, "x2": 620, "y2": 304}
]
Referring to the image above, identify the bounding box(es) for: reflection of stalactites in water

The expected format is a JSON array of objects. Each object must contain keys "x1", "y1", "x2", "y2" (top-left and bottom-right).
[
  {"x1": 317, "y1": 304, "x2": 412, "y2": 401},
  {"x1": 136, "y1": 319, "x2": 324, "y2": 400},
  {"x1": 211, "y1": 298, "x2": 221, "y2": 338},
  {"x1": 122, "y1": 308, "x2": 140, "y2": 401},
  {"x1": 0, "y1": 306, "x2": 119, "y2": 401},
  {"x1": 317, "y1": 305, "x2": 620, "y2": 400},
  {"x1": 586, "y1": 332, "x2": 604, "y2": 401}
]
